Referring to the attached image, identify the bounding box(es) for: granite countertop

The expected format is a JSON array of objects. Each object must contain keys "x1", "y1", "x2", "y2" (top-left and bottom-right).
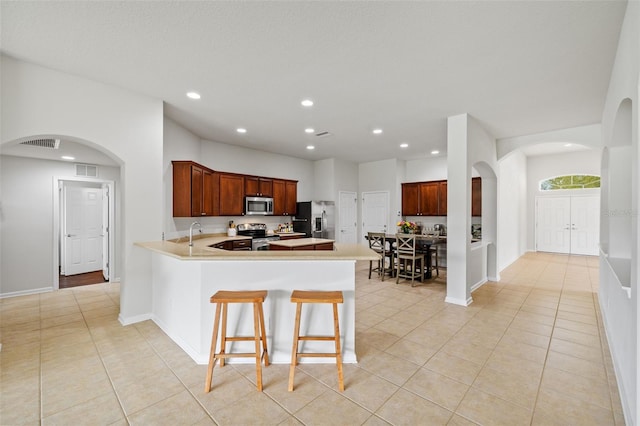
[
  {"x1": 268, "y1": 238, "x2": 334, "y2": 248},
  {"x1": 136, "y1": 234, "x2": 377, "y2": 261},
  {"x1": 273, "y1": 232, "x2": 307, "y2": 237}
]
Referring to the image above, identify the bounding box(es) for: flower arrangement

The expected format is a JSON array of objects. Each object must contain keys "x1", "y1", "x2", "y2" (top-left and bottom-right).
[{"x1": 397, "y1": 220, "x2": 418, "y2": 233}]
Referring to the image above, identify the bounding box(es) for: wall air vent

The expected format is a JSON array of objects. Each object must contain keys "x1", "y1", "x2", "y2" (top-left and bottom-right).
[
  {"x1": 19, "y1": 138, "x2": 60, "y2": 149},
  {"x1": 315, "y1": 131, "x2": 332, "y2": 138},
  {"x1": 75, "y1": 164, "x2": 98, "y2": 178}
]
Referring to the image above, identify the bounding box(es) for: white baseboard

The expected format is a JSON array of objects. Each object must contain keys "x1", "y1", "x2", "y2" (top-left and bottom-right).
[
  {"x1": 445, "y1": 296, "x2": 473, "y2": 306},
  {"x1": 0, "y1": 287, "x2": 53, "y2": 299},
  {"x1": 470, "y1": 278, "x2": 488, "y2": 293},
  {"x1": 118, "y1": 312, "x2": 152, "y2": 326}
]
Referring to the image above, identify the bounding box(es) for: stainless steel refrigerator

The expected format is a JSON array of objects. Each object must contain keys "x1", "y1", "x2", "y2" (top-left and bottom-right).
[{"x1": 292, "y1": 201, "x2": 335, "y2": 239}]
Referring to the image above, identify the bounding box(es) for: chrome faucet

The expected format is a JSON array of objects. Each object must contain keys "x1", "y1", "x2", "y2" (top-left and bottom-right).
[{"x1": 189, "y1": 221, "x2": 202, "y2": 246}]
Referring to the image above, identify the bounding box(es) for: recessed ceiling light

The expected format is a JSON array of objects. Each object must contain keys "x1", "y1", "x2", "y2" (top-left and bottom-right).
[
  {"x1": 372, "y1": 129, "x2": 383, "y2": 135},
  {"x1": 564, "y1": 143, "x2": 573, "y2": 147},
  {"x1": 306, "y1": 145, "x2": 315, "y2": 150},
  {"x1": 431, "y1": 150, "x2": 440, "y2": 155},
  {"x1": 61, "y1": 155, "x2": 75, "y2": 160},
  {"x1": 400, "y1": 143, "x2": 409, "y2": 148},
  {"x1": 236, "y1": 128, "x2": 247, "y2": 134},
  {"x1": 186, "y1": 92, "x2": 201, "y2": 100},
  {"x1": 305, "y1": 128, "x2": 315, "y2": 134},
  {"x1": 301, "y1": 99, "x2": 314, "y2": 107}
]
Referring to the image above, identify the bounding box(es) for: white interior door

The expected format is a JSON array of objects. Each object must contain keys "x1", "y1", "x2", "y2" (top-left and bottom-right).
[
  {"x1": 338, "y1": 191, "x2": 357, "y2": 244},
  {"x1": 570, "y1": 196, "x2": 600, "y2": 256},
  {"x1": 362, "y1": 191, "x2": 389, "y2": 243},
  {"x1": 536, "y1": 197, "x2": 571, "y2": 253},
  {"x1": 536, "y1": 195, "x2": 599, "y2": 255},
  {"x1": 64, "y1": 184, "x2": 103, "y2": 276},
  {"x1": 102, "y1": 184, "x2": 110, "y2": 280}
]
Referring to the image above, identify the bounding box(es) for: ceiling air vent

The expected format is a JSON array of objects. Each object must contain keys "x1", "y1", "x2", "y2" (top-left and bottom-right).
[
  {"x1": 315, "y1": 131, "x2": 332, "y2": 138},
  {"x1": 20, "y1": 138, "x2": 60, "y2": 149},
  {"x1": 75, "y1": 164, "x2": 98, "y2": 178}
]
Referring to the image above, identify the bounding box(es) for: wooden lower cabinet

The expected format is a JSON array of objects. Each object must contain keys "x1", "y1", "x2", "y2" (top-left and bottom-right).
[
  {"x1": 269, "y1": 241, "x2": 334, "y2": 251},
  {"x1": 313, "y1": 242, "x2": 334, "y2": 251}
]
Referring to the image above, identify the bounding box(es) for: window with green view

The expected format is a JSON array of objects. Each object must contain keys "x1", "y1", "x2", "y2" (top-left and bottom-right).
[{"x1": 539, "y1": 175, "x2": 600, "y2": 191}]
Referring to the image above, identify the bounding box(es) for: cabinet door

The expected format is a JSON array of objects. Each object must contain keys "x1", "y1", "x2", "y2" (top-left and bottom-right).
[
  {"x1": 260, "y1": 179, "x2": 273, "y2": 197},
  {"x1": 420, "y1": 182, "x2": 439, "y2": 216},
  {"x1": 284, "y1": 181, "x2": 297, "y2": 215},
  {"x1": 245, "y1": 176, "x2": 260, "y2": 196},
  {"x1": 438, "y1": 181, "x2": 447, "y2": 216},
  {"x1": 272, "y1": 179, "x2": 286, "y2": 216},
  {"x1": 191, "y1": 166, "x2": 204, "y2": 217},
  {"x1": 172, "y1": 162, "x2": 193, "y2": 217},
  {"x1": 202, "y1": 169, "x2": 215, "y2": 216},
  {"x1": 472, "y1": 177, "x2": 482, "y2": 216},
  {"x1": 219, "y1": 173, "x2": 245, "y2": 216},
  {"x1": 402, "y1": 183, "x2": 419, "y2": 216}
]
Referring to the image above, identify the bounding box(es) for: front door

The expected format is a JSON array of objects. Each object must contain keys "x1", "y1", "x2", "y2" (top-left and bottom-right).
[
  {"x1": 338, "y1": 191, "x2": 357, "y2": 244},
  {"x1": 536, "y1": 195, "x2": 599, "y2": 255},
  {"x1": 63, "y1": 183, "x2": 103, "y2": 276},
  {"x1": 362, "y1": 191, "x2": 389, "y2": 243}
]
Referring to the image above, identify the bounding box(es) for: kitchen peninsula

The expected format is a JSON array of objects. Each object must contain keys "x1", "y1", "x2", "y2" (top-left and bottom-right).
[{"x1": 135, "y1": 236, "x2": 378, "y2": 365}]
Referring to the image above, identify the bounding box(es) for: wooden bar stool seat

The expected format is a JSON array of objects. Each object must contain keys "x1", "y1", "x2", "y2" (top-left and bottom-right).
[
  {"x1": 288, "y1": 290, "x2": 344, "y2": 392},
  {"x1": 204, "y1": 290, "x2": 269, "y2": 392}
]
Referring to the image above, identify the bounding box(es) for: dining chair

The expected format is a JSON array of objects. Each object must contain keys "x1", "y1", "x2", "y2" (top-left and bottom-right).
[
  {"x1": 423, "y1": 229, "x2": 440, "y2": 277},
  {"x1": 395, "y1": 233, "x2": 425, "y2": 286},
  {"x1": 367, "y1": 232, "x2": 390, "y2": 281}
]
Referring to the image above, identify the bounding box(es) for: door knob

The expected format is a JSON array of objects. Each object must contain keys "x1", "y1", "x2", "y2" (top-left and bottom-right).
[{"x1": 66, "y1": 234, "x2": 76, "y2": 237}]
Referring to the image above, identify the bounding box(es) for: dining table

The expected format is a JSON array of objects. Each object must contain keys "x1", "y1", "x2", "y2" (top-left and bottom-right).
[{"x1": 367, "y1": 233, "x2": 445, "y2": 280}]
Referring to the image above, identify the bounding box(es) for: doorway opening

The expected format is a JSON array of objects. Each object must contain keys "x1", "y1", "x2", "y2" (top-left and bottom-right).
[{"x1": 54, "y1": 177, "x2": 115, "y2": 289}]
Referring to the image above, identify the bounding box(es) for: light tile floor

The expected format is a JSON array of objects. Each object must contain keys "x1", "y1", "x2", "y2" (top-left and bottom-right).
[{"x1": 0, "y1": 252, "x2": 625, "y2": 425}]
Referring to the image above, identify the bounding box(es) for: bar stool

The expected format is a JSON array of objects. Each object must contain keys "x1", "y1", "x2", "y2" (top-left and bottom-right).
[
  {"x1": 204, "y1": 290, "x2": 269, "y2": 392},
  {"x1": 288, "y1": 290, "x2": 344, "y2": 392}
]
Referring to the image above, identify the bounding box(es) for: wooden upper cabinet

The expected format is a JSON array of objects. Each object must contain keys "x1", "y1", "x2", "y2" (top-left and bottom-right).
[
  {"x1": 172, "y1": 161, "x2": 216, "y2": 217},
  {"x1": 472, "y1": 177, "x2": 482, "y2": 216},
  {"x1": 273, "y1": 179, "x2": 298, "y2": 216},
  {"x1": 402, "y1": 181, "x2": 445, "y2": 216},
  {"x1": 219, "y1": 173, "x2": 245, "y2": 216},
  {"x1": 438, "y1": 181, "x2": 447, "y2": 216},
  {"x1": 401, "y1": 183, "x2": 419, "y2": 216},
  {"x1": 245, "y1": 177, "x2": 273, "y2": 197},
  {"x1": 419, "y1": 182, "x2": 439, "y2": 216}
]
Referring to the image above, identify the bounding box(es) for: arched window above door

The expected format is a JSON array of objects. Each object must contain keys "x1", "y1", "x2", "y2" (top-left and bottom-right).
[{"x1": 539, "y1": 174, "x2": 600, "y2": 191}]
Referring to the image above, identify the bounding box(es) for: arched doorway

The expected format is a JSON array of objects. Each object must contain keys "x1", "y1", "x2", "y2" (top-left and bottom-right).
[{"x1": 0, "y1": 135, "x2": 123, "y2": 294}]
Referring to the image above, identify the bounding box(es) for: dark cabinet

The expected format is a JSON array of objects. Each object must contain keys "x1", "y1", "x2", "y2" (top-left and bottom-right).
[
  {"x1": 438, "y1": 181, "x2": 447, "y2": 215},
  {"x1": 218, "y1": 173, "x2": 245, "y2": 216},
  {"x1": 273, "y1": 179, "x2": 298, "y2": 216},
  {"x1": 245, "y1": 177, "x2": 273, "y2": 197},
  {"x1": 172, "y1": 161, "x2": 216, "y2": 217},
  {"x1": 402, "y1": 181, "x2": 446, "y2": 216},
  {"x1": 472, "y1": 177, "x2": 482, "y2": 216}
]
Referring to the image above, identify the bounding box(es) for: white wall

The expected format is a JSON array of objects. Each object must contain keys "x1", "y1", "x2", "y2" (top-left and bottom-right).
[
  {"x1": 0, "y1": 155, "x2": 120, "y2": 295},
  {"x1": 497, "y1": 151, "x2": 527, "y2": 270},
  {"x1": 313, "y1": 159, "x2": 335, "y2": 201},
  {"x1": 526, "y1": 149, "x2": 601, "y2": 251},
  {"x1": 0, "y1": 56, "x2": 164, "y2": 322},
  {"x1": 597, "y1": 2, "x2": 640, "y2": 424}
]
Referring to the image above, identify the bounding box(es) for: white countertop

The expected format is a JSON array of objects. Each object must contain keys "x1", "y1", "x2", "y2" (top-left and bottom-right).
[{"x1": 136, "y1": 233, "x2": 378, "y2": 261}]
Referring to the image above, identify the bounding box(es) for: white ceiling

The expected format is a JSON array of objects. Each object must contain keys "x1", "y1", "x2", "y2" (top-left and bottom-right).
[{"x1": 0, "y1": 1, "x2": 627, "y2": 165}]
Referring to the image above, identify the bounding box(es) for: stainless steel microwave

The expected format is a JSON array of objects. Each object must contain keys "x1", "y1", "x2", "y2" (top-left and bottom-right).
[{"x1": 245, "y1": 196, "x2": 273, "y2": 215}]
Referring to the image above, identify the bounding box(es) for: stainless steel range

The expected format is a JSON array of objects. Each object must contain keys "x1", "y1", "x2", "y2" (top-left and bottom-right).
[{"x1": 236, "y1": 223, "x2": 280, "y2": 251}]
